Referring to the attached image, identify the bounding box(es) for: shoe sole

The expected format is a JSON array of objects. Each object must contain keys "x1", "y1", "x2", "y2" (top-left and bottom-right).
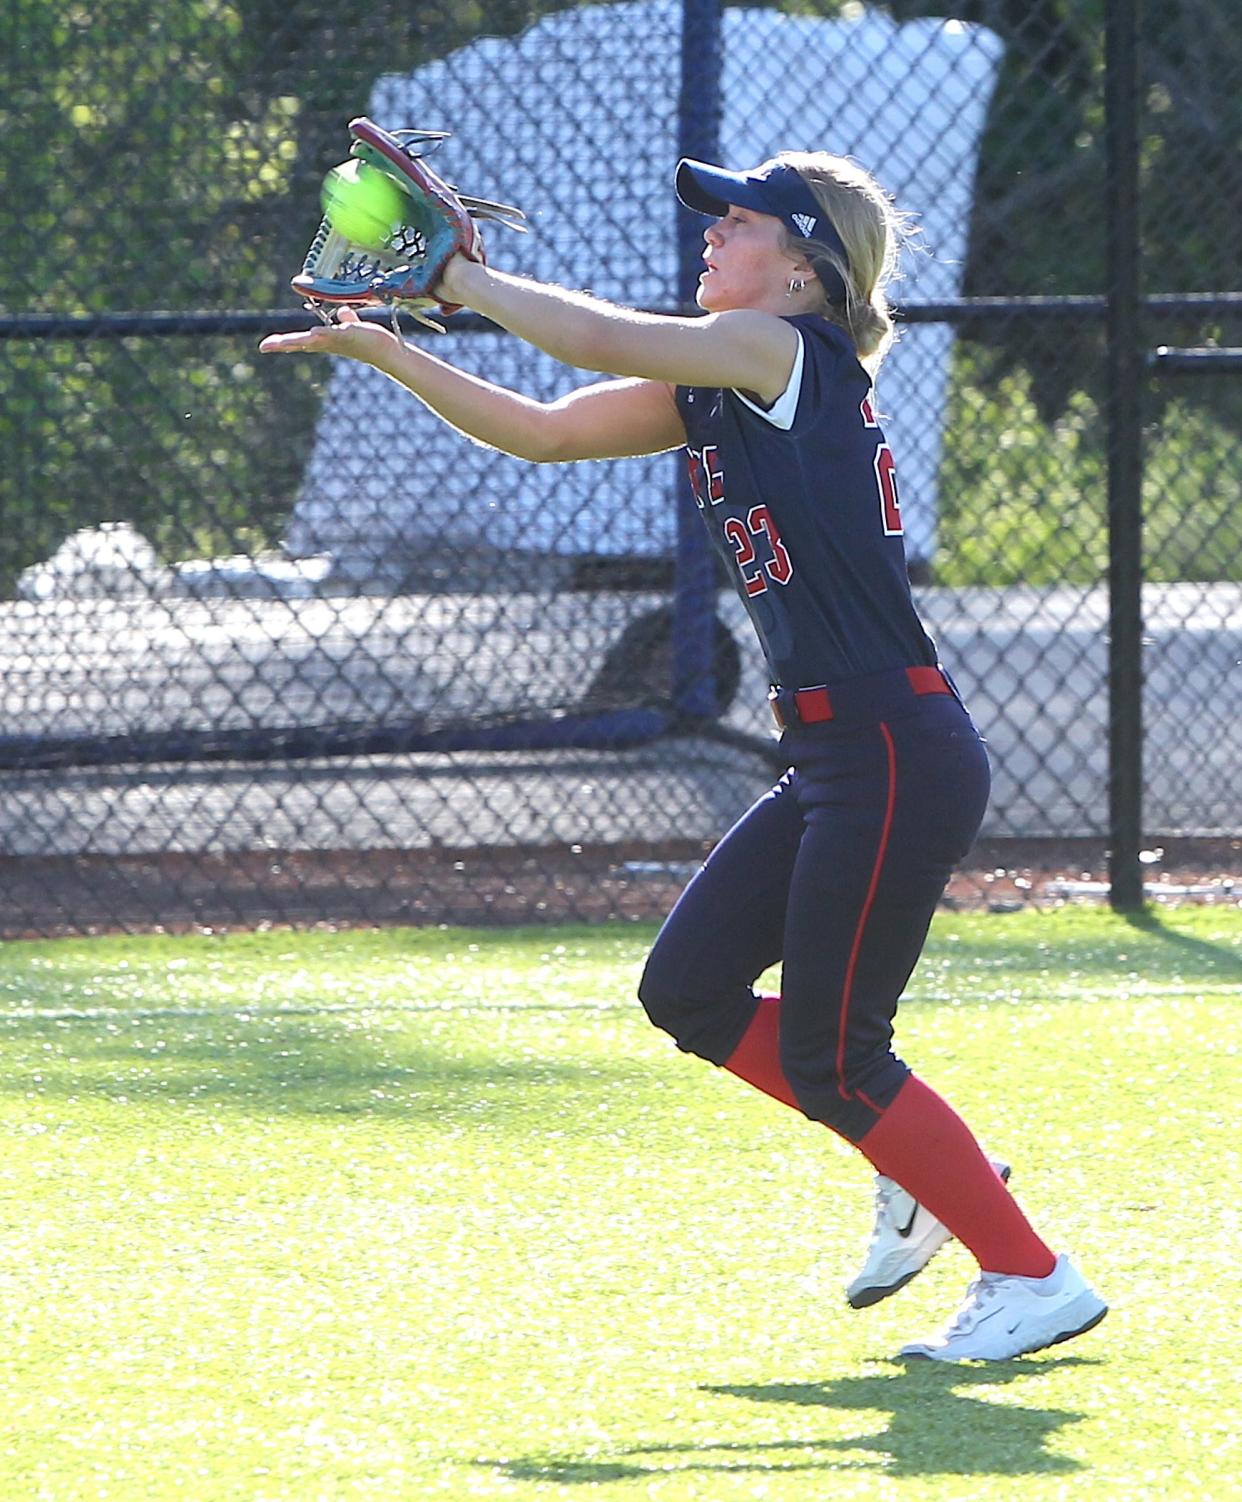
[
  {"x1": 1039, "y1": 1300, "x2": 1109, "y2": 1354},
  {"x1": 899, "y1": 1298, "x2": 1109, "y2": 1363},
  {"x1": 847, "y1": 1164, "x2": 1012, "y2": 1311},
  {"x1": 848, "y1": 1262, "x2": 928, "y2": 1310}
]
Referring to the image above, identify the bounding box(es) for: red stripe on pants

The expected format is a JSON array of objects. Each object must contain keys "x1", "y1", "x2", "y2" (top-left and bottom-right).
[{"x1": 836, "y1": 721, "x2": 896, "y2": 1108}]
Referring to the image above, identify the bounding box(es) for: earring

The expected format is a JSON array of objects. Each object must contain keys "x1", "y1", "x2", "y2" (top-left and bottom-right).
[{"x1": 787, "y1": 276, "x2": 807, "y2": 296}]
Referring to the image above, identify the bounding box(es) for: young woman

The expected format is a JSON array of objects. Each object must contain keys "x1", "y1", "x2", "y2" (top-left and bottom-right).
[{"x1": 261, "y1": 150, "x2": 1106, "y2": 1362}]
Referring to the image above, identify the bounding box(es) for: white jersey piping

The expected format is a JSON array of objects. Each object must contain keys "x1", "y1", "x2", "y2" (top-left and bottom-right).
[{"x1": 732, "y1": 330, "x2": 805, "y2": 431}]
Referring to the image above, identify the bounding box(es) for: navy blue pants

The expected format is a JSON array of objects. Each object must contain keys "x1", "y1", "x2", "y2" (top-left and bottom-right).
[{"x1": 638, "y1": 668, "x2": 991, "y2": 1143}]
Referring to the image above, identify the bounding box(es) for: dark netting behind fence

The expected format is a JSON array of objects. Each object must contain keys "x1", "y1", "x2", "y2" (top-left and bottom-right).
[{"x1": 0, "y1": 0, "x2": 1238, "y2": 934}]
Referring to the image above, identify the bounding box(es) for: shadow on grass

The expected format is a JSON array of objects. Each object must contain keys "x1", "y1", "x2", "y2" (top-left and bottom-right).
[
  {"x1": 0, "y1": 1006, "x2": 651, "y2": 1126},
  {"x1": 919, "y1": 916, "x2": 1242, "y2": 990},
  {"x1": 1121, "y1": 908, "x2": 1242, "y2": 980},
  {"x1": 485, "y1": 1359, "x2": 1097, "y2": 1485}
]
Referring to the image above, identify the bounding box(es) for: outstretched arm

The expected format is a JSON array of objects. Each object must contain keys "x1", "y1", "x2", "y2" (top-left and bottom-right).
[
  {"x1": 259, "y1": 308, "x2": 685, "y2": 462},
  {"x1": 437, "y1": 260, "x2": 799, "y2": 404}
]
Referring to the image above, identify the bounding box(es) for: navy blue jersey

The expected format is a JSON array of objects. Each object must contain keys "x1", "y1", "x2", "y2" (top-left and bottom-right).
[{"x1": 675, "y1": 314, "x2": 937, "y2": 688}]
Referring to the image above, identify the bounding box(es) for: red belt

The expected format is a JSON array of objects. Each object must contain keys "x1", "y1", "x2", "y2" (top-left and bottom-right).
[{"x1": 769, "y1": 666, "x2": 952, "y2": 731}]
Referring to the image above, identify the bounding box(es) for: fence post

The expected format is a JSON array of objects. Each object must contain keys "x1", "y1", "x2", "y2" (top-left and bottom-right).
[
  {"x1": 671, "y1": 0, "x2": 723, "y2": 717},
  {"x1": 1105, "y1": 0, "x2": 1145, "y2": 910}
]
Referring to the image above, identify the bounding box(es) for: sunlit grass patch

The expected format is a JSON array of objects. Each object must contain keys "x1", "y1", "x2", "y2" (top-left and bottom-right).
[{"x1": 2, "y1": 908, "x2": 1238, "y2": 1500}]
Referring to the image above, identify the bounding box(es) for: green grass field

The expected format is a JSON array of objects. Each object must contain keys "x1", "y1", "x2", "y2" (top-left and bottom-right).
[{"x1": 2, "y1": 907, "x2": 1239, "y2": 1501}]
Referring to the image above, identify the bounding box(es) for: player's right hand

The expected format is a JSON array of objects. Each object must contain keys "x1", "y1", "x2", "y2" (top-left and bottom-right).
[{"x1": 258, "y1": 305, "x2": 401, "y2": 360}]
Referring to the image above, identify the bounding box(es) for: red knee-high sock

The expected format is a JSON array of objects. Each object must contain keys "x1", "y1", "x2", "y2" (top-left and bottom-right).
[
  {"x1": 722, "y1": 994, "x2": 800, "y2": 1109},
  {"x1": 860, "y1": 1074, "x2": 1056, "y2": 1278},
  {"x1": 724, "y1": 1001, "x2": 1054, "y2": 1278}
]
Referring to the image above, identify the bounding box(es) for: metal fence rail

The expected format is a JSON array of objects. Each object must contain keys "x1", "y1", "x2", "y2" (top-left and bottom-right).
[{"x1": 0, "y1": 0, "x2": 1238, "y2": 934}]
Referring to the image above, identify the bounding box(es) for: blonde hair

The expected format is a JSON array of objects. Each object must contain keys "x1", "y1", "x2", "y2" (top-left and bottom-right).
[{"x1": 774, "y1": 150, "x2": 909, "y2": 369}]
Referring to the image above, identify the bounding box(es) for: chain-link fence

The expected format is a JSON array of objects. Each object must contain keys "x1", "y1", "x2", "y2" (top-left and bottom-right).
[{"x1": 1, "y1": 0, "x2": 1238, "y2": 935}]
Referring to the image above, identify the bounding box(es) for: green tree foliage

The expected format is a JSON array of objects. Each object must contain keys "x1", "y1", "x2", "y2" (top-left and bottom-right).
[
  {"x1": 1, "y1": 0, "x2": 305, "y2": 587},
  {"x1": 0, "y1": 0, "x2": 572, "y2": 590},
  {"x1": 771, "y1": 2, "x2": 1241, "y2": 585},
  {"x1": 883, "y1": 0, "x2": 1242, "y2": 422},
  {"x1": 935, "y1": 342, "x2": 1242, "y2": 587}
]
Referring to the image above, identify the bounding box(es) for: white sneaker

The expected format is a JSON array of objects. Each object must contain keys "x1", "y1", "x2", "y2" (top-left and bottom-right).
[
  {"x1": 897, "y1": 1253, "x2": 1108, "y2": 1362},
  {"x1": 846, "y1": 1159, "x2": 1011, "y2": 1309}
]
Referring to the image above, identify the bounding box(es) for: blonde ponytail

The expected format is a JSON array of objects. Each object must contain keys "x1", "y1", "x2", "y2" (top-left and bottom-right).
[{"x1": 846, "y1": 298, "x2": 894, "y2": 363}]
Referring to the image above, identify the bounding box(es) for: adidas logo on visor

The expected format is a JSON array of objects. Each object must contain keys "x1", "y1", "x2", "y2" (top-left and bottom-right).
[{"x1": 791, "y1": 212, "x2": 817, "y2": 238}]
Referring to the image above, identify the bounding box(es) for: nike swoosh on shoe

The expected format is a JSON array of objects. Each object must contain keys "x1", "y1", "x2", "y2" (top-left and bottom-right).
[{"x1": 895, "y1": 1203, "x2": 920, "y2": 1238}]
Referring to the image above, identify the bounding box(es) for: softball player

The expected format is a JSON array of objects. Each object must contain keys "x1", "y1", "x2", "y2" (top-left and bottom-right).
[{"x1": 261, "y1": 149, "x2": 1106, "y2": 1361}]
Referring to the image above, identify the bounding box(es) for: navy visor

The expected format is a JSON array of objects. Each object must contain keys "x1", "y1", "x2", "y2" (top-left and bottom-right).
[{"x1": 675, "y1": 158, "x2": 849, "y2": 301}]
